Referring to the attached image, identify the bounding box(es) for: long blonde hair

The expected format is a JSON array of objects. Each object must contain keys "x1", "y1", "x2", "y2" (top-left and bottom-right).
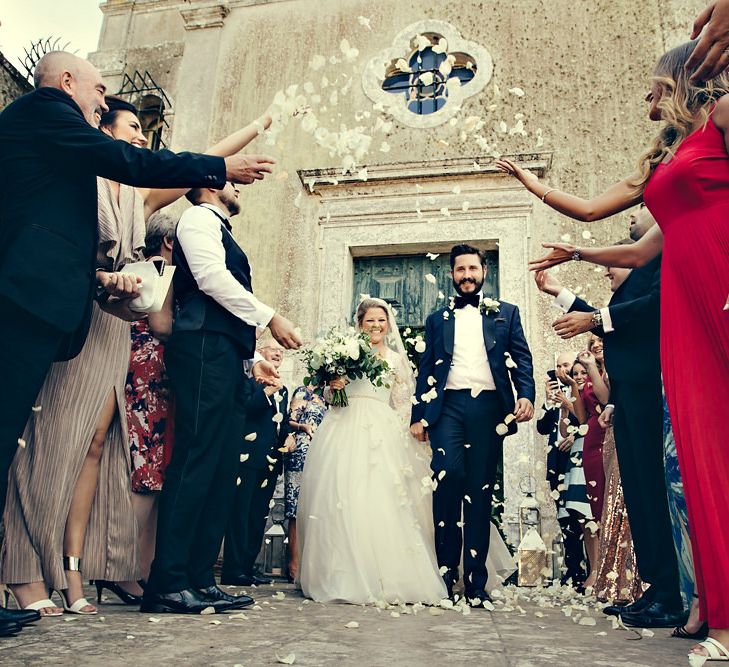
[{"x1": 633, "y1": 41, "x2": 729, "y2": 191}]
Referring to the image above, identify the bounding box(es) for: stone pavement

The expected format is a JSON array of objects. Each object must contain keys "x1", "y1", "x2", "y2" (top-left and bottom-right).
[{"x1": 1, "y1": 582, "x2": 692, "y2": 667}]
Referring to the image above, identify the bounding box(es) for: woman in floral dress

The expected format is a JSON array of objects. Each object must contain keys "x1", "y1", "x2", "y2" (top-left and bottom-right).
[{"x1": 282, "y1": 385, "x2": 327, "y2": 581}]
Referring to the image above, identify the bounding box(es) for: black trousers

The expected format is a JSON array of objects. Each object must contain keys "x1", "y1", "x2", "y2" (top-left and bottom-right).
[
  {"x1": 147, "y1": 331, "x2": 251, "y2": 594},
  {"x1": 222, "y1": 462, "x2": 279, "y2": 578},
  {"x1": 0, "y1": 297, "x2": 65, "y2": 516},
  {"x1": 611, "y1": 377, "x2": 681, "y2": 606},
  {"x1": 559, "y1": 514, "x2": 587, "y2": 584},
  {"x1": 428, "y1": 389, "x2": 504, "y2": 592}
]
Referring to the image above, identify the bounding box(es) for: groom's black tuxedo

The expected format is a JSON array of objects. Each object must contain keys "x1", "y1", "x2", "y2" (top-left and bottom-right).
[
  {"x1": 411, "y1": 301, "x2": 535, "y2": 431},
  {"x1": 411, "y1": 298, "x2": 534, "y2": 596}
]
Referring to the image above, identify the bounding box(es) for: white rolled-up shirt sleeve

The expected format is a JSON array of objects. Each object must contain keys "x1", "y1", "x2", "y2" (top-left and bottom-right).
[
  {"x1": 176, "y1": 208, "x2": 275, "y2": 329},
  {"x1": 554, "y1": 288, "x2": 576, "y2": 313}
]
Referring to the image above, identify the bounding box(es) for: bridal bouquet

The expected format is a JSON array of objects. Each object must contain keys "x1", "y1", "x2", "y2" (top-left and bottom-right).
[{"x1": 301, "y1": 327, "x2": 390, "y2": 407}]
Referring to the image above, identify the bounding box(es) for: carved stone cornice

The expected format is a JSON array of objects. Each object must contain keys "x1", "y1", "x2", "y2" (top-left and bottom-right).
[
  {"x1": 297, "y1": 152, "x2": 552, "y2": 193},
  {"x1": 180, "y1": 3, "x2": 230, "y2": 30}
]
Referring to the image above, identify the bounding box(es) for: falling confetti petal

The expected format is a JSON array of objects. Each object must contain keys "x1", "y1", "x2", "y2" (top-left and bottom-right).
[
  {"x1": 276, "y1": 654, "x2": 296, "y2": 665},
  {"x1": 244, "y1": 433, "x2": 257, "y2": 441}
]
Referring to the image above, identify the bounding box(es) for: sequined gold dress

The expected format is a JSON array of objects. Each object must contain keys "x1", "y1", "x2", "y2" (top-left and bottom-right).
[{"x1": 594, "y1": 427, "x2": 644, "y2": 602}]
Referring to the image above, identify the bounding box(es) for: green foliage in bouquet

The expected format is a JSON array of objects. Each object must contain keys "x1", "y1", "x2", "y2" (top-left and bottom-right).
[{"x1": 300, "y1": 327, "x2": 391, "y2": 407}]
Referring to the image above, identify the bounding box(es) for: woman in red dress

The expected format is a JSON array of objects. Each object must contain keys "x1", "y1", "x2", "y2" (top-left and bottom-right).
[{"x1": 498, "y1": 41, "x2": 729, "y2": 662}]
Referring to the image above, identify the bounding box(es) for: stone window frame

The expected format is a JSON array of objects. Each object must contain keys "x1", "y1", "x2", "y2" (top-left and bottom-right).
[{"x1": 362, "y1": 20, "x2": 494, "y2": 129}]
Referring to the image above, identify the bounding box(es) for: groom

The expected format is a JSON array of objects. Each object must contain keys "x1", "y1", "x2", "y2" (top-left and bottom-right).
[{"x1": 410, "y1": 244, "x2": 535, "y2": 606}]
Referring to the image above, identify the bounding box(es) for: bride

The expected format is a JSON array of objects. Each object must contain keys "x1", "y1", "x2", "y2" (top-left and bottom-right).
[{"x1": 297, "y1": 298, "x2": 448, "y2": 604}]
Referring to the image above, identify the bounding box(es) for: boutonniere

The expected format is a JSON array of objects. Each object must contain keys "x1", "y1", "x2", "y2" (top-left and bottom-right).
[{"x1": 479, "y1": 298, "x2": 501, "y2": 316}]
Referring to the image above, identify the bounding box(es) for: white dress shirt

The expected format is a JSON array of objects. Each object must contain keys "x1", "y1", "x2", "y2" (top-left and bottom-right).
[
  {"x1": 554, "y1": 288, "x2": 614, "y2": 333},
  {"x1": 176, "y1": 203, "x2": 275, "y2": 329},
  {"x1": 445, "y1": 294, "x2": 497, "y2": 395}
]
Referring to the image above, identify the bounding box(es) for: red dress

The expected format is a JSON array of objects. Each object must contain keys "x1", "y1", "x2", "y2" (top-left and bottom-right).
[
  {"x1": 644, "y1": 112, "x2": 729, "y2": 627},
  {"x1": 580, "y1": 381, "x2": 606, "y2": 522}
]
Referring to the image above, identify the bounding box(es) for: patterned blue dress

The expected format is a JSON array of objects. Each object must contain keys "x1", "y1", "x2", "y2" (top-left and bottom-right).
[
  {"x1": 663, "y1": 386, "x2": 694, "y2": 608},
  {"x1": 283, "y1": 386, "x2": 328, "y2": 519}
]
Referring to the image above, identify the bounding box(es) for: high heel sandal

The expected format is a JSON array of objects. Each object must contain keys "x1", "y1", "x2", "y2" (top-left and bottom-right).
[
  {"x1": 54, "y1": 556, "x2": 96, "y2": 615},
  {"x1": 674, "y1": 621, "x2": 710, "y2": 640},
  {"x1": 2, "y1": 585, "x2": 63, "y2": 617},
  {"x1": 93, "y1": 580, "x2": 142, "y2": 605}
]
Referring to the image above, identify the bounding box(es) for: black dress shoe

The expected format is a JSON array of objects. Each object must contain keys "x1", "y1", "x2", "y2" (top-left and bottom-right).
[
  {"x1": 465, "y1": 589, "x2": 492, "y2": 608},
  {"x1": 442, "y1": 568, "x2": 459, "y2": 600},
  {"x1": 140, "y1": 588, "x2": 237, "y2": 614},
  {"x1": 220, "y1": 573, "x2": 271, "y2": 587},
  {"x1": 620, "y1": 601, "x2": 688, "y2": 628},
  {"x1": 0, "y1": 606, "x2": 41, "y2": 626},
  {"x1": 603, "y1": 594, "x2": 652, "y2": 617},
  {"x1": 0, "y1": 620, "x2": 22, "y2": 638},
  {"x1": 198, "y1": 586, "x2": 254, "y2": 609}
]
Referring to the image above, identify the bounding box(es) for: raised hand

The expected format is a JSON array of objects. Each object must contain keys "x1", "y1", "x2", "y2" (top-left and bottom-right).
[
  {"x1": 224, "y1": 154, "x2": 276, "y2": 185},
  {"x1": 494, "y1": 158, "x2": 540, "y2": 190},
  {"x1": 686, "y1": 0, "x2": 729, "y2": 83},
  {"x1": 252, "y1": 359, "x2": 280, "y2": 386},
  {"x1": 598, "y1": 404, "x2": 614, "y2": 429},
  {"x1": 268, "y1": 313, "x2": 303, "y2": 350},
  {"x1": 553, "y1": 312, "x2": 595, "y2": 339},
  {"x1": 534, "y1": 269, "x2": 563, "y2": 296},
  {"x1": 529, "y1": 243, "x2": 577, "y2": 272}
]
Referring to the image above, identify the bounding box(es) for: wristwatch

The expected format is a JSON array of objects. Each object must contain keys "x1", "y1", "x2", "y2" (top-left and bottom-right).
[
  {"x1": 591, "y1": 310, "x2": 603, "y2": 328},
  {"x1": 571, "y1": 248, "x2": 582, "y2": 261}
]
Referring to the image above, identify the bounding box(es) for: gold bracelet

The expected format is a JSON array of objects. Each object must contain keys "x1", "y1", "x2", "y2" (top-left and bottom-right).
[{"x1": 541, "y1": 188, "x2": 558, "y2": 202}]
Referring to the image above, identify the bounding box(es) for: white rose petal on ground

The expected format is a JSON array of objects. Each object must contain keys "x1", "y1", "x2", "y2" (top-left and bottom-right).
[
  {"x1": 345, "y1": 621, "x2": 360, "y2": 629},
  {"x1": 357, "y1": 15, "x2": 371, "y2": 29},
  {"x1": 582, "y1": 230, "x2": 592, "y2": 240},
  {"x1": 276, "y1": 653, "x2": 296, "y2": 665},
  {"x1": 578, "y1": 616, "x2": 596, "y2": 626},
  {"x1": 200, "y1": 606, "x2": 216, "y2": 615},
  {"x1": 508, "y1": 87, "x2": 525, "y2": 97}
]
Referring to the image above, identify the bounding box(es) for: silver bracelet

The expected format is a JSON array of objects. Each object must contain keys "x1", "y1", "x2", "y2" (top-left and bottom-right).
[
  {"x1": 541, "y1": 188, "x2": 558, "y2": 202},
  {"x1": 572, "y1": 248, "x2": 582, "y2": 261}
]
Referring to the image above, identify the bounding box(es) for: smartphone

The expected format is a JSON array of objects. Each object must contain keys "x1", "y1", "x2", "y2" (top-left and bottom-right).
[
  {"x1": 546, "y1": 369, "x2": 557, "y2": 382},
  {"x1": 151, "y1": 258, "x2": 166, "y2": 276}
]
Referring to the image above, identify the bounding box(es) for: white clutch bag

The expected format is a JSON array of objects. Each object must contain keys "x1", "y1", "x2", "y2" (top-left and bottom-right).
[{"x1": 119, "y1": 261, "x2": 175, "y2": 313}]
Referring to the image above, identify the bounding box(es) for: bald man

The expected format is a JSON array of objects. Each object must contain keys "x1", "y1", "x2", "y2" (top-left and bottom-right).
[{"x1": 0, "y1": 52, "x2": 275, "y2": 565}]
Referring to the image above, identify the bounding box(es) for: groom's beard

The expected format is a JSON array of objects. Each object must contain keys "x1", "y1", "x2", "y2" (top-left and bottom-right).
[{"x1": 453, "y1": 276, "x2": 484, "y2": 296}]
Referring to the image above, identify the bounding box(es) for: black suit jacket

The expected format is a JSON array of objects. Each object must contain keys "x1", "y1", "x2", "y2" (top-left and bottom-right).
[
  {"x1": 240, "y1": 383, "x2": 290, "y2": 472},
  {"x1": 568, "y1": 255, "x2": 661, "y2": 382},
  {"x1": 411, "y1": 300, "x2": 535, "y2": 431},
  {"x1": 0, "y1": 87, "x2": 226, "y2": 353}
]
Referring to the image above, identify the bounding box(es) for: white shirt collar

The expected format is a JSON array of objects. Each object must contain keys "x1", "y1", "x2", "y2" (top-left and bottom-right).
[{"x1": 199, "y1": 202, "x2": 229, "y2": 222}]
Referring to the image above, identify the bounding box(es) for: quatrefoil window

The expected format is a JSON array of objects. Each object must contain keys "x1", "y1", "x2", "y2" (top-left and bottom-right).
[
  {"x1": 363, "y1": 21, "x2": 493, "y2": 128},
  {"x1": 382, "y1": 36, "x2": 477, "y2": 116}
]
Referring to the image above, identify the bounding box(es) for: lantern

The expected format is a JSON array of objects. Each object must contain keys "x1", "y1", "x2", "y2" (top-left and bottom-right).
[
  {"x1": 260, "y1": 496, "x2": 287, "y2": 577},
  {"x1": 517, "y1": 527, "x2": 548, "y2": 587}
]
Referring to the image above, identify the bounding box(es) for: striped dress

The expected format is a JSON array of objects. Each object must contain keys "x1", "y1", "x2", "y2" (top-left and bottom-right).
[{"x1": 0, "y1": 179, "x2": 144, "y2": 588}]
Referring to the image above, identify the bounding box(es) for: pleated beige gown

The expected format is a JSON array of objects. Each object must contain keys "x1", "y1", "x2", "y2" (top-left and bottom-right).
[{"x1": 0, "y1": 179, "x2": 145, "y2": 588}]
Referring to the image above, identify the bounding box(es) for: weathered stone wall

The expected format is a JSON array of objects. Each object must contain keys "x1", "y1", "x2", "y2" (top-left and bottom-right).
[
  {"x1": 0, "y1": 52, "x2": 32, "y2": 110},
  {"x1": 91, "y1": 0, "x2": 704, "y2": 536}
]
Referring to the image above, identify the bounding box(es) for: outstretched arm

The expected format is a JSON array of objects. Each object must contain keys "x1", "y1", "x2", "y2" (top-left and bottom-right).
[
  {"x1": 142, "y1": 114, "x2": 273, "y2": 218},
  {"x1": 529, "y1": 224, "x2": 664, "y2": 271},
  {"x1": 495, "y1": 158, "x2": 642, "y2": 222},
  {"x1": 686, "y1": 0, "x2": 729, "y2": 83}
]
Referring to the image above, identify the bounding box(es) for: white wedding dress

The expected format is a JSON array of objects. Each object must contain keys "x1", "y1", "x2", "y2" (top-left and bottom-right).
[{"x1": 297, "y1": 348, "x2": 448, "y2": 605}]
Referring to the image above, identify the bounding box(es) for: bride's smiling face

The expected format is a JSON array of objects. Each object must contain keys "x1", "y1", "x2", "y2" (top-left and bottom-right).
[{"x1": 361, "y1": 307, "x2": 389, "y2": 344}]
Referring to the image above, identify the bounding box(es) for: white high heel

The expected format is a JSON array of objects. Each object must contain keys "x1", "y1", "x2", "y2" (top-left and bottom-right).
[
  {"x1": 689, "y1": 638, "x2": 729, "y2": 666},
  {"x1": 55, "y1": 556, "x2": 97, "y2": 616},
  {"x1": 2, "y1": 585, "x2": 63, "y2": 617}
]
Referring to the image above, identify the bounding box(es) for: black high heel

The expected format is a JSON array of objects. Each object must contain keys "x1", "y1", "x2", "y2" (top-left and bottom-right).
[{"x1": 93, "y1": 580, "x2": 143, "y2": 606}]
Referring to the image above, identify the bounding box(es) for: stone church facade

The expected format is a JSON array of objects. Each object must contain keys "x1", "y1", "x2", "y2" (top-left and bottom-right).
[{"x1": 90, "y1": 0, "x2": 701, "y2": 542}]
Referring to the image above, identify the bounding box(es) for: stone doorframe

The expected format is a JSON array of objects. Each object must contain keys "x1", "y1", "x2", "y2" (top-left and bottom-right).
[{"x1": 298, "y1": 152, "x2": 552, "y2": 540}]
